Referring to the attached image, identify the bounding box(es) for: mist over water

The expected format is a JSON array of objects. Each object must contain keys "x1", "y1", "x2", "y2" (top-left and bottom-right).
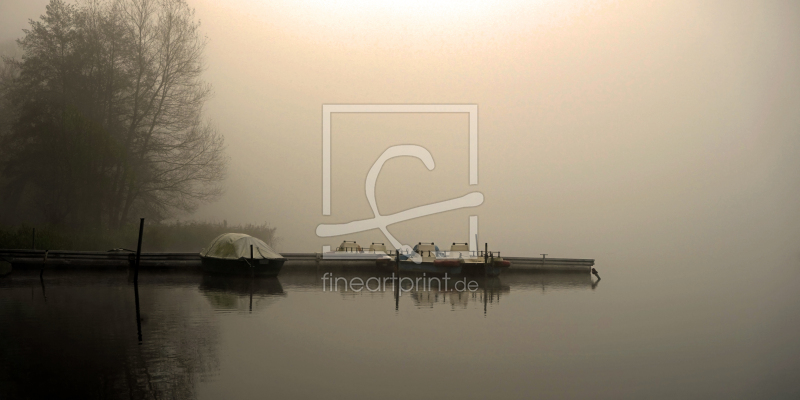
[
  {"x1": 1, "y1": 1, "x2": 798, "y2": 257},
  {"x1": 198, "y1": 0, "x2": 800, "y2": 262},
  {"x1": 1, "y1": 0, "x2": 799, "y2": 398}
]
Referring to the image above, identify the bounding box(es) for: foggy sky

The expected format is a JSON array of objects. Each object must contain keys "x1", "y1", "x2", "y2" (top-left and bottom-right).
[{"x1": 2, "y1": 0, "x2": 799, "y2": 259}]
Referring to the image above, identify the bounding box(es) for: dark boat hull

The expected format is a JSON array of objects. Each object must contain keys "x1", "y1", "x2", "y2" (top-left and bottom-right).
[{"x1": 200, "y1": 256, "x2": 285, "y2": 276}]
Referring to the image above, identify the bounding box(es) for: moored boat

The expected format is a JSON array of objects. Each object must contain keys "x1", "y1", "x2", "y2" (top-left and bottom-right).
[
  {"x1": 395, "y1": 243, "x2": 463, "y2": 275},
  {"x1": 376, "y1": 241, "x2": 510, "y2": 276},
  {"x1": 322, "y1": 241, "x2": 390, "y2": 260},
  {"x1": 200, "y1": 233, "x2": 285, "y2": 276}
]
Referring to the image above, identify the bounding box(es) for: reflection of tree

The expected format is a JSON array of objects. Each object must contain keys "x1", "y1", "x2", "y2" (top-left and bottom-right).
[{"x1": 0, "y1": 271, "x2": 219, "y2": 399}]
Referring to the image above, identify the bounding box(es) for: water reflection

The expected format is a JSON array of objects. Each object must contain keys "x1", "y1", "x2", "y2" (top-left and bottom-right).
[
  {"x1": 278, "y1": 268, "x2": 594, "y2": 291},
  {"x1": 3, "y1": 260, "x2": 797, "y2": 399},
  {"x1": 0, "y1": 267, "x2": 599, "y2": 398},
  {"x1": 39, "y1": 272, "x2": 47, "y2": 302},
  {"x1": 277, "y1": 268, "x2": 595, "y2": 313},
  {"x1": 403, "y1": 276, "x2": 509, "y2": 311},
  {"x1": 134, "y1": 273, "x2": 142, "y2": 343},
  {"x1": 0, "y1": 271, "x2": 219, "y2": 399},
  {"x1": 199, "y1": 275, "x2": 285, "y2": 313},
  {"x1": 500, "y1": 270, "x2": 595, "y2": 291}
]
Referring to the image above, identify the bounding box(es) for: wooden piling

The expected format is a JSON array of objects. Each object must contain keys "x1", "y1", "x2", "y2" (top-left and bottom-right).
[{"x1": 135, "y1": 218, "x2": 144, "y2": 283}]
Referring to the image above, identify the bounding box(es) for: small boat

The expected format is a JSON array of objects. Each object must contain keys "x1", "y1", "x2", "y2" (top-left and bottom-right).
[
  {"x1": 200, "y1": 233, "x2": 285, "y2": 276},
  {"x1": 322, "y1": 241, "x2": 390, "y2": 260},
  {"x1": 382, "y1": 243, "x2": 463, "y2": 275}
]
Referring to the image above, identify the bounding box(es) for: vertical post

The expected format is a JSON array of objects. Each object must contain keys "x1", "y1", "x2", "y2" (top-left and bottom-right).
[
  {"x1": 32, "y1": 228, "x2": 35, "y2": 250},
  {"x1": 135, "y1": 218, "x2": 144, "y2": 283},
  {"x1": 395, "y1": 249, "x2": 400, "y2": 311}
]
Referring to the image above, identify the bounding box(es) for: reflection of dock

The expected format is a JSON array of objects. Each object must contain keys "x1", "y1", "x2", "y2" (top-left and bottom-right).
[
  {"x1": 408, "y1": 278, "x2": 509, "y2": 309},
  {"x1": 276, "y1": 268, "x2": 596, "y2": 309},
  {"x1": 501, "y1": 270, "x2": 595, "y2": 290}
]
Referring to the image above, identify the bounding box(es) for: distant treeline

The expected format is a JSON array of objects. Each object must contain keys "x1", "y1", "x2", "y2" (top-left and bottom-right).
[
  {"x1": 0, "y1": 221, "x2": 277, "y2": 252},
  {"x1": 0, "y1": 0, "x2": 226, "y2": 230}
]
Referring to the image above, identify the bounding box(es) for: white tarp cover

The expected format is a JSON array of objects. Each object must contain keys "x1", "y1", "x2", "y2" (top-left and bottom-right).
[{"x1": 200, "y1": 233, "x2": 283, "y2": 260}]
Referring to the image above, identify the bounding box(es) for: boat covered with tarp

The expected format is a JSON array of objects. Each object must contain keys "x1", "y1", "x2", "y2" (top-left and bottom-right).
[{"x1": 200, "y1": 233, "x2": 285, "y2": 276}]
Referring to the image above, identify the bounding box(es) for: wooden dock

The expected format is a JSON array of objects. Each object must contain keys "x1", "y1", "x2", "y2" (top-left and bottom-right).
[
  {"x1": 504, "y1": 256, "x2": 594, "y2": 272},
  {"x1": 0, "y1": 249, "x2": 200, "y2": 269},
  {"x1": 0, "y1": 250, "x2": 594, "y2": 272}
]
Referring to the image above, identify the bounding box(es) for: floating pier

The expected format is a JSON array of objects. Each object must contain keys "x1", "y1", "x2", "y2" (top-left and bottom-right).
[
  {"x1": 0, "y1": 250, "x2": 200, "y2": 269},
  {"x1": 503, "y1": 256, "x2": 594, "y2": 272},
  {"x1": 0, "y1": 250, "x2": 594, "y2": 272}
]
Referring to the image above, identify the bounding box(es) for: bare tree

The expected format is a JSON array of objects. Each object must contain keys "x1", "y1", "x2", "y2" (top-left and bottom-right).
[{"x1": 0, "y1": 0, "x2": 226, "y2": 228}]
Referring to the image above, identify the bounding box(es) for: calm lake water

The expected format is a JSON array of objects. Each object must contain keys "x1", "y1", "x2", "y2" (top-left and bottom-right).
[{"x1": 1, "y1": 252, "x2": 799, "y2": 399}]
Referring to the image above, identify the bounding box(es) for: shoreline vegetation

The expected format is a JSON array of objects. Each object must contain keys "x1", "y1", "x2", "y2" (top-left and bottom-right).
[{"x1": 0, "y1": 221, "x2": 276, "y2": 253}]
